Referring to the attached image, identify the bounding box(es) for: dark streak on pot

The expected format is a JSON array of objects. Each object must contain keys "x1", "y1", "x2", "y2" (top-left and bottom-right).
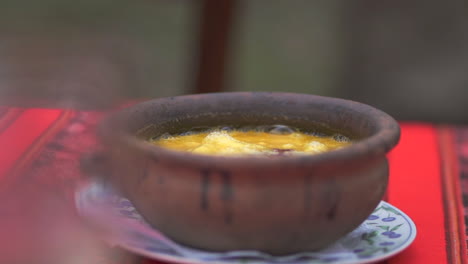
[
  {"x1": 304, "y1": 175, "x2": 312, "y2": 215},
  {"x1": 327, "y1": 200, "x2": 338, "y2": 221},
  {"x1": 137, "y1": 158, "x2": 150, "y2": 185},
  {"x1": 200, "y1": 169, "x2": 211, "y2": 210},
  {"x1": 324, "y1": 181, "x2": 340, "y2": 221}
]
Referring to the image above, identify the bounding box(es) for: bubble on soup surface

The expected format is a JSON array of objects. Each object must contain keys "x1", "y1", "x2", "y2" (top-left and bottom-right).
[
  {"x1": 158, "y1": 133, "x2": 173, "y2": 140},
  {"x1": 309, "y1": 131, "x2": 328, "y2": 137},
  {"x1": 179, "y1": 131, "x2": 196, "y2": 136},
  {"x1": 267, "y1": 125, "x2": 295, "y2": 135},
  {"x1": 333, "y1": 134, "x2": 350, "y2": 142}
]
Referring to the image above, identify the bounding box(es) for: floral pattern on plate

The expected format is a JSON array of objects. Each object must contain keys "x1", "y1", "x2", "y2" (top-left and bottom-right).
[{"x1": 76, "y1": 182, "x2": 416, "y2": 264}]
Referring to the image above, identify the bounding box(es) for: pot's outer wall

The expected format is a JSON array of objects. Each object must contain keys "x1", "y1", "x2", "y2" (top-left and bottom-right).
[{"x1": 96, "y1": 92, "x2": 399, "y2": 254}]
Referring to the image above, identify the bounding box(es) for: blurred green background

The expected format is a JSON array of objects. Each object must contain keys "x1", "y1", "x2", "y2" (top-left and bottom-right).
[
  {"x1": 0, "y1": 0, "x2": 344, "y2": 100},
  {"x1": 0, "y1": 0, "x2": 467, "y2": 123}
]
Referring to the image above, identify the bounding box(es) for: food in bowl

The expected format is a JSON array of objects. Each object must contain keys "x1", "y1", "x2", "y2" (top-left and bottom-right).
[
  {"x1": 149, "y1": 125, "x2": 351, "y2": 156},
  {"x1": 94, "y1": 92, "x2": 400, "y2": 255}
]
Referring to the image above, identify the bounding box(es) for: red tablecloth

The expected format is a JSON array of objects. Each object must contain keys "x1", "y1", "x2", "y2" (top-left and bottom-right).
[{"x1": 0, "y1": 107, "x2": 466, "y2": 264}]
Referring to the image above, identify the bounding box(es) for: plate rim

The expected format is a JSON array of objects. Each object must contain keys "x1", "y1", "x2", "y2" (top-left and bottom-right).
[{"x1": 75, "y1": 183, "x2": 417, "y2": 264}]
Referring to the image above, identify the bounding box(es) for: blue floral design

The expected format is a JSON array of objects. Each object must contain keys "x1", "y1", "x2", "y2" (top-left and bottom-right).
[{"x1": 367, "y1": 215, "x2": 379, "y2": 220}]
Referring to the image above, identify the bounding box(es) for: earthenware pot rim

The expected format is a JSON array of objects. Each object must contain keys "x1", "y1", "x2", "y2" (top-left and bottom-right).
[{"x1": 99, "y1": 92, "x2": 400, "y2": 168}]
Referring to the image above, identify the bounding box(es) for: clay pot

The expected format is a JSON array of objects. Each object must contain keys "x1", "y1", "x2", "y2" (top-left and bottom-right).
[{"x1": 96, "y1": 92, "x2": 400, "y2": 255}]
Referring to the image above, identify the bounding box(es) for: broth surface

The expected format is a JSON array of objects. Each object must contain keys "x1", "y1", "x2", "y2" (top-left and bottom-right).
[{"x1": 149, "y1": 125, "x2": 351, "y2": 156}]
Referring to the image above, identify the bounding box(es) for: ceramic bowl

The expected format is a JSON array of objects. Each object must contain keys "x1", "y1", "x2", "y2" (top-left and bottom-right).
[{"x1": 93, "y1": 92, "x2": 400, "y2": 255}]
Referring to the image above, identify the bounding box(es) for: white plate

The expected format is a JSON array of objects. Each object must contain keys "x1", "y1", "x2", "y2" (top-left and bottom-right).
[{"x1": 75, "y1": 182, "x2": 416, "y2": 264}]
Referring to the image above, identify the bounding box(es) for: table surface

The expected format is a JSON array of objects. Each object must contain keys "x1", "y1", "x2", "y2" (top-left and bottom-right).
[{"x1": 0, "y1": 107, "x2": 467, "y2": 264}]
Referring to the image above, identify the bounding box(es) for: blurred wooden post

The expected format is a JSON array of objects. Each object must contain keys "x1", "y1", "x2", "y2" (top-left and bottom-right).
[{"x1": 193, "y1": 0, "x2": 235, "y2": 94}]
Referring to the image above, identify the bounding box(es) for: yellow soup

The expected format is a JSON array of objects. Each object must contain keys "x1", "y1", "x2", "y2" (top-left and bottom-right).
[{"x1": 150, "y1": 125, "x2": 351, "y2": 156}]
